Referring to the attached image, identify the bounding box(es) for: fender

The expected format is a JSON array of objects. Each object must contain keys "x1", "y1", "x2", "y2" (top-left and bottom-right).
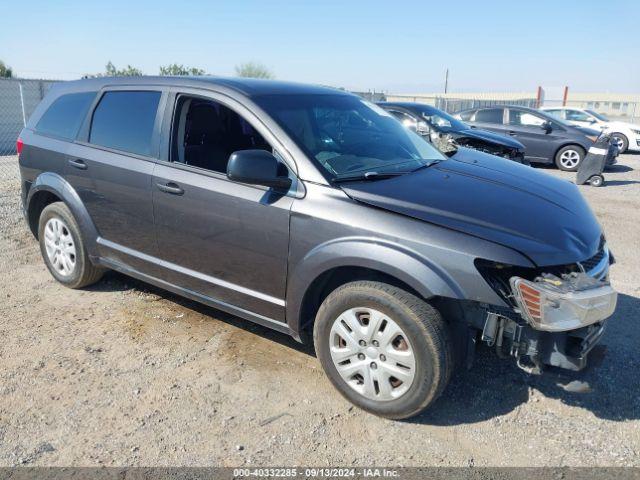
[
  {"x1": 27, "y1": 172, "x2": 100, "y2": 258},
  {"x1": 285, "y1": 236, "x2": 466, "y2": 337}
]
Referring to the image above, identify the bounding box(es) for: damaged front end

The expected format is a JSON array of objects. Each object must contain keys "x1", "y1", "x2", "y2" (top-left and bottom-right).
[{"x1": 473, "y1": 243, "x2": 617, "y2": 374}]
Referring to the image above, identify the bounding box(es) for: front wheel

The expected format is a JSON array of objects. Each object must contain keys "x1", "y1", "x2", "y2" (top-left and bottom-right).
[
  {"x1": 313, "y1": 281, "x2": 453, "y2": 419},
  {"x1": 610, "y1": 133, "x2": 628, "y2": 154},
  {"x1": 555, "y1": 145, "x2": 585, "y2": 172}
]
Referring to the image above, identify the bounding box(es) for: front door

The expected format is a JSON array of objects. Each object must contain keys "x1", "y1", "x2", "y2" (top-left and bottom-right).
[
  {"x1": 505, "y1": 109, "x2": 564, "y2": 163},
  {"x1": 152, "y1": 92, "x2": 293, "y2": 322}
]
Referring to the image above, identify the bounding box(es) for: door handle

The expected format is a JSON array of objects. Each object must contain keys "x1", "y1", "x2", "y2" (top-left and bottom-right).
[
  {"x1": 507, "y1": 131, "x2": 518, "y2": 136},
  {"x1": 156, "y1": 182, "x2": 184, "y2": 195},
  {"x1": 68, "y1": 158, "x2": 87, "y2": 170}
]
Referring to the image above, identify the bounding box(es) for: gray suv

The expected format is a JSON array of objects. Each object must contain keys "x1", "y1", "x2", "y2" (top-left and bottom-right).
[{"x1": 18, "y1": 77, "x2": 618, "y2": 419}]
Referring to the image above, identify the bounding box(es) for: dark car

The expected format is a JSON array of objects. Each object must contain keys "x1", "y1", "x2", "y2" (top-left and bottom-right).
[
  {"x1": 379, "y1": 102, "x2": 527, "y2": 163},
  {"x1": 455, "y1": 105, "x2": 607, "y2": 171},
  {"x1": 18, "y1": 77, "x2": 617, "y2": 419}
]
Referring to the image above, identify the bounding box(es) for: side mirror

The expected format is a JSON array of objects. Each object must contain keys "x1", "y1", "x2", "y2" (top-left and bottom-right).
[
  {"x1": 227, "y1": 150, "x2": 292, "y2": 190},
  {"x1": 540, "y1": 121, "x2": 553, "y2": 133},
  {"x1": 589, "y1": 118, "x2": 598, "y2": 123}
]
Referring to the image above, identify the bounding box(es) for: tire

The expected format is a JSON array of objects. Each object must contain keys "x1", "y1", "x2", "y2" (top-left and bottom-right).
[
  {"x1": 555, "y1": 145, "x2": 585, "y2": 172},
  {"x1": 38, "y1": 202, "x2": 104, "y2": 289},
  {"x1": 313, "y1": 281, "x2": 453, "y2": 419},
  {"x1": 610, "y1": 133, "x2": 628, "y2": 154},
  {"x1": 589, "y1": 175, "x2": 604, "y2": 187}
]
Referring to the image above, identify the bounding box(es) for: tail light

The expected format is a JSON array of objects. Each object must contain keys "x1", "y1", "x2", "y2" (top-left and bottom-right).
[{"x1": 16, "y1": 138, "x2": 24, "y2": 155}]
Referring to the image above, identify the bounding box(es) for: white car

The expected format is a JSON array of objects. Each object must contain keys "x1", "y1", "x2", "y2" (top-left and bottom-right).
[{"x1": 541, "y1": 106, "x2": 640, "y2": 154}]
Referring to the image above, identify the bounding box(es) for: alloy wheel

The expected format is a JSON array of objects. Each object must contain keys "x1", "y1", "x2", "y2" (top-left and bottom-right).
[
  {"x1": 559, "y1": 149, "x2": 581, "y2": 169},
  {"x1": 612, "y1": 135, "x2": 625, "y2": 151},
  {"x1": 329, "y1": 307, "x2": 416, "y2": 401},
  {"x1": 44, "y1": 217, "x2": 76, "y2": 277}
]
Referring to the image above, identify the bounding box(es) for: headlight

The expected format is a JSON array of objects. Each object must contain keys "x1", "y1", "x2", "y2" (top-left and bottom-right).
[
  {"x1": 586, "y1": 135, "x2": 599, "y2": 142},
  {"x1": 510, "y1": 274, "x2": 617, "y2": 332}
]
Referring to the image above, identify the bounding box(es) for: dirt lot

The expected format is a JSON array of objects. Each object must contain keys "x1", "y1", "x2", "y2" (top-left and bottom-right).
[{"x1": 0, "y1": 154, "x2": 638, "y2": 467}]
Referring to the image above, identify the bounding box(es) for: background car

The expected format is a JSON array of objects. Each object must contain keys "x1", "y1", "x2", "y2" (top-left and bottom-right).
[
  {"x1": 541, "y1": 106, "x2": 640, "y2": 154},
  {"x1": 455, "y1": 106, "x2": 602, "y2": 171},
  {"x1": 378, "y1": 102, "x2": 527, "y2": 163}
]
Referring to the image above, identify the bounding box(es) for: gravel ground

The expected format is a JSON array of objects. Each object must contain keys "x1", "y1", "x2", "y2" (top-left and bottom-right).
[{"x1": 0, "y1": 154, "x2": 638, "y2": 467}]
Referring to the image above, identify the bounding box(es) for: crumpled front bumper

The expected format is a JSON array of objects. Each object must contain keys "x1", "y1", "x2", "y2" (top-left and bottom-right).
[
  {"x1": 489, "y1": 317, "x2": 607, "y2": 371},
  {"x1": 480, "y1": 272, "x2": 616, "y2": 372}
]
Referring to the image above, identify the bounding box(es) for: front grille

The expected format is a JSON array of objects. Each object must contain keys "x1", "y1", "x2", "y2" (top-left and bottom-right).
[
  {"x1": 578, "y1": 237, "x2": 609, "y2": 279},
  {"x1": 580, "y1": 248, "x2": 605, "y2": 272}
]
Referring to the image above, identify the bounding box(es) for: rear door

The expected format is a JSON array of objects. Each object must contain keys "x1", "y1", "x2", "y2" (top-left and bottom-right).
[
  {"x1": 67, "y1": 87, "x2": 166, "y2": 273},
  {"x1": 505, "y1": 109, "x2": 564, "y2": 163},
  {"x1": 151, "y1": 89, "x2": 294, "y2": 323},
  {"x1": 469, "y1": 108, "x2": 507, "y2": 135}
]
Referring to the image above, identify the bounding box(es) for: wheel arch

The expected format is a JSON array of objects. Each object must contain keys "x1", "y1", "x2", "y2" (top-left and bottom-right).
[
  {"x1": 554, "y1": 142, "x2": 587, "y2": 159},
  {"x1": 286, "y1": 238, "x2": 465, "y2": 342},
  {"x1": 26, "y1": 172, "x2": 99, "y2": 256}
]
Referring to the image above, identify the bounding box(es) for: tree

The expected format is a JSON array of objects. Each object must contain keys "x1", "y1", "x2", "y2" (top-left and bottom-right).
[
  {"x1": 234, "y1": 62, "x2": 274, "y2": 79},
  {"x1": 159, "y1": 63, "x2": 206, "y2": 76},
  {"x1": 104, "y1": 61, "x2": 142, "y2": 76},
  {"x1": 0, "y1": 60, "x2": 13, "y2": 78}
]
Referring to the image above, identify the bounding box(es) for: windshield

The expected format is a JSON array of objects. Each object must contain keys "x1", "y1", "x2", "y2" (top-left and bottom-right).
[
  {"x1": 416, "y1": 107, "x2": 468, "y2": 132},
  {"x1": 585, "y1": 109, "x2": 609, "y2": 122},
  {"x1": 255, "y1": 94, "x2": 445, "y2": 180}
]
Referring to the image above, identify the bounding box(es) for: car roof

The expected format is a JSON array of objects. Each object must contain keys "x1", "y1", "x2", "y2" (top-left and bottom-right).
[
  {"x1": 457, "y1": 105, "x2": 551, "y2": 116},
  {"x1": 53, "y1": 76, "x2": 350, "y2": 98},
  {"x1": 378, "y1": 102, "x2": 438, "y2": 114},
  {"x1": 540, "y1": 106, "x2": 584, "y2": 111}
]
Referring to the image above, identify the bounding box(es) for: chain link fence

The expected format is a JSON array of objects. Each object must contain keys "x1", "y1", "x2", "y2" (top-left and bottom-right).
[{"x1": 0, "y1": 78, "x2": 57, "y2": 181}]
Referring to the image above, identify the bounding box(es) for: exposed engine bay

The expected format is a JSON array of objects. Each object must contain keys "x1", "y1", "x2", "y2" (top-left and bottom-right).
[{"x1": 431, "y1": 131, "x2": 527, "y2": 163}]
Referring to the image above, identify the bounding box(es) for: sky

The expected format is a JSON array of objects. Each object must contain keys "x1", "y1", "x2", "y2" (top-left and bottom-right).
[{"x1": 1, "y1": 0, "x2": 639, "y2": 93}]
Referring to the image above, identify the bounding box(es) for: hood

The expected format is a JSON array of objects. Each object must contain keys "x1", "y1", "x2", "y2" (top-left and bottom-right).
[
  {"x1": 452, "y1": 127, "x2": 525, "y2": 150},
  {"x1": 608, "y1": 120, "x2": 640, "y2": 130},
  {"x1": 341, "y1": 149, "x2": 602, "y2": 267}
]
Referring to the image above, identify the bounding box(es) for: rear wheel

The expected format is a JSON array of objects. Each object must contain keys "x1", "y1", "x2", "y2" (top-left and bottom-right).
[
  {"x1": 610, "y1": 133, "x2": 628, "y2": 154},
  {"x1": 555, "y1": 145, "x2": 585, "y2": 171},
  {"x1": 38, "y1": 202, "x2": 104, "y2": 289},
  {"x1": 313, "y1": 281, "x2": 453, "y2": 419}
]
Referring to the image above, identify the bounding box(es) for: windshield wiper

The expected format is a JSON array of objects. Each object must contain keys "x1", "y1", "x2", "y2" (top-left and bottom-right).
[
  {"x1": 333, "y1": 160, "x2": 445, "y2": 183},
  {"x1": 332, "y1": 171, "x2": 407, "y2": 183},
  {"x1": 409, "y1": 158, "x2": 444, "y2": 173}
]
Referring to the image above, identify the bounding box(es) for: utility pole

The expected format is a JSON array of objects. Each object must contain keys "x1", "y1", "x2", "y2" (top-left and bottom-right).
[{"x1": 444, "y1": 68, "x2": 449, "y2": 94}]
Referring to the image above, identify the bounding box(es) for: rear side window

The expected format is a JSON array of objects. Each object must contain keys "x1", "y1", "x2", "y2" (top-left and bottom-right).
[
  {"x1": 474, "y1": 108, "x2": 504, "y2": 124},
  {"x1": 89, "y1": 91, "x2": 161, "y2": 156},
  {"x1": 35, "y1": 92, "x2": 96, "y2": 140},
  {"x1": 457, "y1": 110, "x2": 475, "y2": 121}
]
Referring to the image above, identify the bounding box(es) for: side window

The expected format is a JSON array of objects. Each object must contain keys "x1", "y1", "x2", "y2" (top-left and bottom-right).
[
  {"x1": 171, "y1": 95, "x2": 272, "y2": 174},
  {"x1": 474, "y1": 108, "x2": 504, "y2": 124},
  {"x1": 89, "y1": 91, "x2": 161, "y2": 156},
  {"x1": 457, "y1": 110, "x2": 475, "y2": 121},
  {"x1": 509, "y1": 110, "x2": 545, "y2": 127},
  {"x1": 545, "y1": 109, "x2": 565, "y2": 120},
  {"x1": 565, "y1": 110, "x2": 592, "y2": 122},
  {"x1": 35, "y1": 92, "x2": 96, "y2": 140},
  {"x1": 387, "y1": 110, "x2": 418, "y2": 131}
]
